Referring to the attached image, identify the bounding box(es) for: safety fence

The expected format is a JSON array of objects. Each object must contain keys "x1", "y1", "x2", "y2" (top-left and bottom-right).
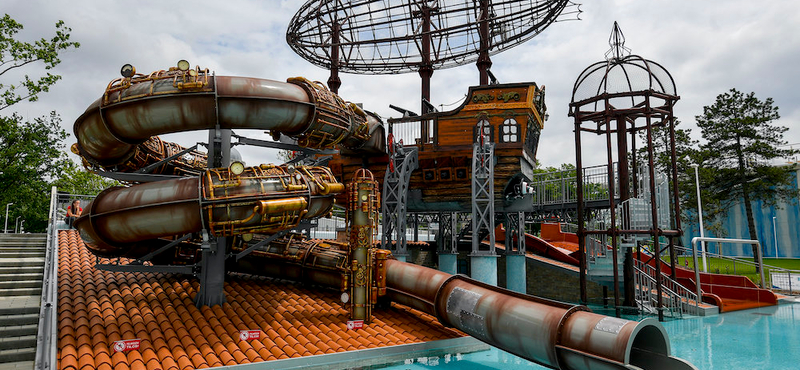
[{"x1": 34, "y1": 187, "x2": 61, "y2": 369}]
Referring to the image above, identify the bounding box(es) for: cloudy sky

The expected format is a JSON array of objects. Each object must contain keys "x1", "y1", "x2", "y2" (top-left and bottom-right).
[{"x1": 5, "y1": 0, "x2": 800, "y2": 169}]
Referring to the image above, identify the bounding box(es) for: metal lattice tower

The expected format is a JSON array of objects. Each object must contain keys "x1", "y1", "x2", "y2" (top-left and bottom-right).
[
  {"x1": 471, "y1": 120, "x2": 495, "y2": 255},
  {"x1": 381, "y1": 146, "x2": 419, "y2": 260}
]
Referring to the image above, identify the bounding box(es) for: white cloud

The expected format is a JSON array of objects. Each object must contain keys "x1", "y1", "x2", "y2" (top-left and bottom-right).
[{"x1": 4, "y1": 0, "x2": 799, "y2": 169}]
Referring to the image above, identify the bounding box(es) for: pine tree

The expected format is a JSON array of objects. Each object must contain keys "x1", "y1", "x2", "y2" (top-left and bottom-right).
[{"x1": 696, "y1": 88, "x2": 798, "y2": 268}]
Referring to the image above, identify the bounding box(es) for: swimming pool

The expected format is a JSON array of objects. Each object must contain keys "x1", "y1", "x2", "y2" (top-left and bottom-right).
[{"x1": 380, "y1": 302, "x2": 800, "y2": 370}]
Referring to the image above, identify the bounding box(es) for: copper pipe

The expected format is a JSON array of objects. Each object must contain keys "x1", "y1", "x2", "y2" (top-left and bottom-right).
[
  {"x1": 73, "y1": 70, "x2": 384, "y2": 168},
  {"x1": 346, "y1": 168, "x2": 379, "y2": 322},
  {"x1": 74, "y1": 165, "x2": 343, "y2": 258},
  {"x1": 231, "y1": 234, "x2": 350, "y2": 292},
  {"x1": 384, "y1": 259, "x2": 696, "y2": 370}
]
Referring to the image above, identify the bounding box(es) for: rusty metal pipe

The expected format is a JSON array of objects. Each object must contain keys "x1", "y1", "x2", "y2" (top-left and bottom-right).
[
  {"x1": 74, "y1": 165, "x2": 343, "y2": 258},
  {"x1": 230, "y1": 236, "x2": 350, "y2": 292},
  {"x1": 74, "y1": 72, "x2": 384, "y2": 168},
  {"x1": 384, "y1": 259, "x2": 696, "y2": 370}
]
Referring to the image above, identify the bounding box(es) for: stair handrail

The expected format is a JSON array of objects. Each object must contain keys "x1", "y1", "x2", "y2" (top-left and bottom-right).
[
  {"x1": 634, "y1": 258, "x2": 698, "y2": 314},
  {"x1": 35, "y1": 186, "x2": 60, "y2": 370},
  {"x1": 632, "y1": 263, "x2": 681, "y2": 318}
]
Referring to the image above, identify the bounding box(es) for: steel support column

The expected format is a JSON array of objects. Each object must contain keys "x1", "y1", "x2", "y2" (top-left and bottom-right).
[
  {"x1": 505, "y1": 211, "x2": 526, "y2": 293},
  {"x1": 195, "y1": 125, "x2": 231, "y2": 307},
  {"x1": 381, "y1": 145, "x2": 418, "y2": 262},
  {"x1": 470, "y1": 122, "x2": 497, "y2": 285},
  {"x1": 437, "y1": 211, "x2": 458, "y2": 274}
]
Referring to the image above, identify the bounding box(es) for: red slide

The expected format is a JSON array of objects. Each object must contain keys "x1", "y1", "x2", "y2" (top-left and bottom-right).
[
  {"x1": 495, "y1": 224, "x2": 580, "y2": 266},
  {"x1": 636, "y1": 252, "x2": 777, "y2": 312}
]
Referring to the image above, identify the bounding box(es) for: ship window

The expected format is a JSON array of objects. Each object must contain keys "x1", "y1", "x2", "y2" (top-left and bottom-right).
[
  {"x1": 473, "y1": 118, "x2": 494, "y2": 143},
  {"x1": 500, "y1": 118, "x2": 520, "y2": 142}
]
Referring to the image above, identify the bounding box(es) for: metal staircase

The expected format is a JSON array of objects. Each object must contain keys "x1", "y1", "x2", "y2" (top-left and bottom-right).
[{"x1": 0, "y1": 233, "x2": 47, "y2": 367}]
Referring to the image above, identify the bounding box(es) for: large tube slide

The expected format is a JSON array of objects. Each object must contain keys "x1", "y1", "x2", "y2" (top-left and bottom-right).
[
  {"x1": 73, "y1": 67, "x2": 384, "y2": 171},
  {"x1": 385, "y1": 259, "x2": 695, "y2": 370},
  {"x1": 73, "y1": 65, "x2": 384, "y2": 257},
  {"x1": 75, "y1": 164, "x2": 343, "y2": 258}
]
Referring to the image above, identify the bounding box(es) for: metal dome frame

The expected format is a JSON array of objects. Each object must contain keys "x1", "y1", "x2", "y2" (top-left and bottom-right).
[
  {"x1": 567, "y1": 22, "x2": 682, "y2": 321},
  {"x1": 287, "y1": 0, "x2": 580, "y2": 75}
]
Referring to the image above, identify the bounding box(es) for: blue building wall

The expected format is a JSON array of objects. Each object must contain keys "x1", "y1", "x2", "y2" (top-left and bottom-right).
[{"x1": 681, "y1": 167, "x2": 800, "y2": 258}]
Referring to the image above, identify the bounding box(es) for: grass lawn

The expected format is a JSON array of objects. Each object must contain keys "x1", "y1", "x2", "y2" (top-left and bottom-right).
[{"x1": 670, "y1": 256, "x2": 800, "y2": 286}]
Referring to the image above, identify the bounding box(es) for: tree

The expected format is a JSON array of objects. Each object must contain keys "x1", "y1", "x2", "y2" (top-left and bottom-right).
[
  {"x1": 0, "y1": 15, "x2": 79, "y2": 232},
  {"x1": 696, "y1": 88, "x2": 799, "y2": 267},
  {"x1": 53, "y1": 160, "x2": 120, "y2": 195},
  {"x1": 633, "y1": 120, "x2": 723, "y2": 236},
  {"x1": 0, "y1": 112, "x2": 70, "y2": 232},
  {"x1": 0, "y1": 14, "x2": 80, "y2": 110}
]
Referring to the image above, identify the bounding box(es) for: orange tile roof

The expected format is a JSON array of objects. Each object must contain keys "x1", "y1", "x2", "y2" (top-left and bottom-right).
[{"x1": 58, "y1": 230, "x2": 463, "y2": 370}]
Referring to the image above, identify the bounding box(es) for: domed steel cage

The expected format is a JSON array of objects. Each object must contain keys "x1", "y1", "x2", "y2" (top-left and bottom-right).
[
  {"x1": 287, "y1": 0, "x2": 581, "y2": 74},
  {"x1": 567, "y1": 22, "x2": 683, "y2": 321},
  {"x1": 570, "y1": 55, "x2": 677, "y2": 117}
]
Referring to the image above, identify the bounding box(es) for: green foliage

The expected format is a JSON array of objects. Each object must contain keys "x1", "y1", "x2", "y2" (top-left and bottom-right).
[
  {"x1": 53, "y1": 160, "x2": 120, "y2": 196},
  {"x1": 695, "y1": 88, "x2": 799, "y2": 264},
  {"x1": 0, "y1": 15, "x2": 80, "y2": 232},
  {"x1": 635, "y1": 120, "x2": 712, "y2": 234},
  {"x1": 0, "y1": 112, "x2": 70, "y2": 232},
  {"x1": 0, "y1": 14, "x2": 80, "y2": 110}
]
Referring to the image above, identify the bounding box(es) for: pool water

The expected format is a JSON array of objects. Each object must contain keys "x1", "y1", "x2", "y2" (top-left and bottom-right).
[{"x1": 380, "y1": 303, "x2": 800, "y2": 370}]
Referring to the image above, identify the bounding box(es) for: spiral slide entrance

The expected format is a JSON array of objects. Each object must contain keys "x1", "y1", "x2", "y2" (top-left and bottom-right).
[{"x1": 71, "y1": 64, "x2": 696, "y2": 370}]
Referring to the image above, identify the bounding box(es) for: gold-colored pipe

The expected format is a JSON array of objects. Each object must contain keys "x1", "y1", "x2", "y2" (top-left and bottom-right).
[{"x1": 256, "y1": 197, "x2": 308, "y2": 214}]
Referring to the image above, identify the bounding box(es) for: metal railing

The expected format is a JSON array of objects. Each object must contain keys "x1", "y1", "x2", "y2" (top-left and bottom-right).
[
  {"x1": 770, "y1": 271, "x2": 800, "y2": 292},
  {"x1": 632, "y1": 263, "x2": 682, "y2": 318},
  {"x1": 528, "y1": 164, "x2": 616, "y2": 206},
  {"x1": 389, "y1": 120, "x2": 431, "y2": 146},
  {"x1": 685, "y1": 236, "x2": 769, "y2": 308},
  {"x1": 34, "y1": 187, "x2": 60, "y2": 370},
  {"x1": 673, "y1": 244, "x2": 800, "y2": 290},
  {"x1": 634, "y1": 258, "x2": 698, "y2": 314}
]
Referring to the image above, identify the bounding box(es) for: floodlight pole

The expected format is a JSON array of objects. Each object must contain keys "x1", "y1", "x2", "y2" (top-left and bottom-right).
[
  {"x1": 691, "y1": 164, "x2": 707, "y2": 272},
  {"x1": 4, "y1": 203, "x2": 12, "y2": 233},
  {"x1": 773, "y1": 216, "x2": 778, "y2": 258}
]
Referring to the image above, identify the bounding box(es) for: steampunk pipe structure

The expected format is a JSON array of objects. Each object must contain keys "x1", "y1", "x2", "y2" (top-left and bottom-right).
[
  {"x1": 71, "y1": 63, "x2": 385, "y2": 257},
  {"x1": 346, "y1": 168, "x2": 380, "y2": 322},
  {"x1": 74, "y1": 164, "x2": 343, "y2": 258},
  {"x1": 72, "y1": 64, "x2": 385, "y2": 172},
  {"x1": 385, "y1": 260, "x2": 697, "y2": 370}
]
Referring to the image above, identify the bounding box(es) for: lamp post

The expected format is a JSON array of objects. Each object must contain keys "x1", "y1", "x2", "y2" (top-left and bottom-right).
[
  {"x1": 691, "y1": 164, "x2": 707, "y2": 272},
  {"x1": 4, "y1": 203, "x2": 12, "y2": 234},
  {"x1": 14, "y1": 216, "x2": 21, "y2": 233},
  {"x1": 773, "y1": 216, "x2": 778, "y2": 258}
]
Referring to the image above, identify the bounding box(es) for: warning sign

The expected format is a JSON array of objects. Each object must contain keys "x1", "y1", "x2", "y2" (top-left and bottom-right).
[
  {"x1": 346, "y1": 320, "x2": 364, "y2": 330},
  {"x1": 239, "y1": 330, "x2": 261, "y2": 341},
  {"x1": 112, "y1": 339, "x2": 141, "y2": 352}
]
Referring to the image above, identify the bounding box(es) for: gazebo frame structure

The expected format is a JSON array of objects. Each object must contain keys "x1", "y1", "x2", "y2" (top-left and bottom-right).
[{"x1": 569, "y1": 22, "x2": 682, "y2": 320}]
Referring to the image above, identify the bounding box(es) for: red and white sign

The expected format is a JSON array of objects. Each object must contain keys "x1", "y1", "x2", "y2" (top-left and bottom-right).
[
  {"x1": 346, "y1": 320, "x2": 364, "y2": 330},
  {"x1": 239, "y1": 330, "x2": 261, "y2": 341},
  {"x1": 112, "y1": 339, "x2": 141, "y2": 352}
]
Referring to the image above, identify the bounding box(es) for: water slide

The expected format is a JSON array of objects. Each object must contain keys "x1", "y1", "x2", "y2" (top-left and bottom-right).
[
  {"x1": 71, "y1": 64, "x2": 696, "y2": 370},
  {"x1": 495, "y1": 224, "x2": 580, "y2": 266},
  {"x1": 635, "y1": 252, "x2": 778, "y2": 312}
]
